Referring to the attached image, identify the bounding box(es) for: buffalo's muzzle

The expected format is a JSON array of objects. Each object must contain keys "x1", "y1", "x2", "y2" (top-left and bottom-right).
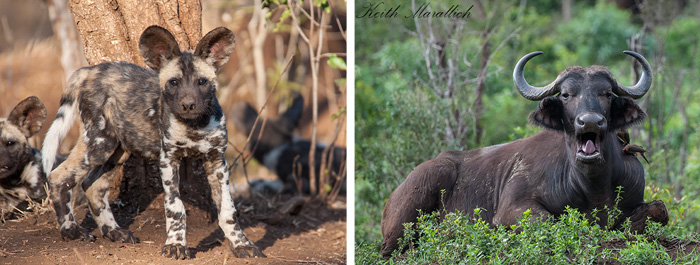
[{"x1": 575, "y1": 113, "x2": 606, "y2": 162}]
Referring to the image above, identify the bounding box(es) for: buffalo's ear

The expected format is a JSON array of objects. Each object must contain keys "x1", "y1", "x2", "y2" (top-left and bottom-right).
[
  {"x1": 529, "y1": 96, "x2": 564, "y2": 130},
  {"x1": 8, "y1": 96, "x2": 47, "y2": 138},
  {"x1": 609, "y1": 96, "x2": 646, "y2": 130},
  {"x1": 139, "y1": 25, "x2": 180, "y2": 71},
  {"x1": 195, "y1": 27, "x2": 235, "y2": 71}
]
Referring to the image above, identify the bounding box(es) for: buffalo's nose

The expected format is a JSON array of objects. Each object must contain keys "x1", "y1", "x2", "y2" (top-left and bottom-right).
[{"x1": 576, "y1": 113, "x2": 606, "y2": 132}]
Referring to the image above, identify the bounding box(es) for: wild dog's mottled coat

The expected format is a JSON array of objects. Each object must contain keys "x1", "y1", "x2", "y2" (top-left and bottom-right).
[
  {"x1": 0, "y1": 97, "x2": 60, "y2": 215},
  {"x1": 42, "y1": 26, "x2": 263, "y2": 259}
]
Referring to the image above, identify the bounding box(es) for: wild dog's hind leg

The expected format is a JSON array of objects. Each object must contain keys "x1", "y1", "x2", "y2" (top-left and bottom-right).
[
  {"x1": 82, "y1": 147, "x2": 138, "y2": 243},
  {"x1": 204, "y1": 154, "x2": 264, "y2": 258},
  {"x1": 158, "y1": 153, "x2": 189, "y2": 259},
  {"x1": 49, "y1": 138, "x2": 118, "y2": 241}
]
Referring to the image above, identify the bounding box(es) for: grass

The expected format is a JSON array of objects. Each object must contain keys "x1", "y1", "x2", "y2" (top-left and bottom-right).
[{"x1": 356, "y1": 205, "x2": 700, "y2": 265}]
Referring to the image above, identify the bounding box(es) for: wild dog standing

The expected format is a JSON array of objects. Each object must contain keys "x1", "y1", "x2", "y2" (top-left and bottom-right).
[
  {"x1": 0, "y1": 97, "x2": 52, "y2": 215},
  {"x1": 231, "y1": 95, "x2": 347, "y2": 194},
  {"x1": 41, "y1": 26, "x2": 264, "y2": 259}
]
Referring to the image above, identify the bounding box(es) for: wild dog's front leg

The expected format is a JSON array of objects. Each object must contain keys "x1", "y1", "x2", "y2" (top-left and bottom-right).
[
  {"x1": 159, "y1": 154, "x2": 189, "y2": 259},
  {"x1": 204, "y1": 155, "x2": 265, "y2": 258}
]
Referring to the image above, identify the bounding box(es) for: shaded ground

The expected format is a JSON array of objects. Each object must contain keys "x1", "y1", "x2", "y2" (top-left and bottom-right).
[{"x1": 0, "y1": 194, "x2": 346, "y2": 264}]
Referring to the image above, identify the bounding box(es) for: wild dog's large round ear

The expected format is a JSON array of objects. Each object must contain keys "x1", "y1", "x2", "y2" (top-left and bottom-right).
[
  {"x1": 8, "y1": 96, "x2": 47, "y2": 137},
  {"x1": 231, "y1": 102, "x2": 259, "y2": 136},
  {"x1": 195, "y1": 27, "x2": 235, "y2": 71},
  {"x1": 280, "y1": 95, "x2": 304, "y2": 132},
  {"x1": 139, "y1": 25, "x2": 181, "y2": 71}
]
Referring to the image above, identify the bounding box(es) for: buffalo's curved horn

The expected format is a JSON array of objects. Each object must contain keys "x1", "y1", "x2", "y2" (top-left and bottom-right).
[
  {"x1": 614, "y1": 51, "x2": 652, "y2": 99},
  {"x1": 513, "y1": 51, "x2": 562, "y2": 101}
]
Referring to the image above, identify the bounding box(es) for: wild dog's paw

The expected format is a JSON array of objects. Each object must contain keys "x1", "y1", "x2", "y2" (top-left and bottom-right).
[
  {"x1": 161, "y1": 244, "x2": 190, "y2": 260},
  {"x1": 102, "y1": 227, "x2": 140, "y2": 243},
  {"x1": 60, "y1": 224, "x2": 96, "y2": 242},
  {"x1": 231, "y1": 244, "x2": 265, "y2": 258}
]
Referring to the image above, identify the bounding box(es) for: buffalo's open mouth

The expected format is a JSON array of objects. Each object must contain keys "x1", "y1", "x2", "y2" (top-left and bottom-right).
[{"x1": 576, "y1": 132, "x2": 601, "y2": 162}]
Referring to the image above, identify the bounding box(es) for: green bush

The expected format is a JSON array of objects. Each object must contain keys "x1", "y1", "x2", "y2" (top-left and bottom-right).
[
  {"x1": 357, "y1": 206, "x2": 699, "y2": 264},
  {"x1": 355, "y1": 0, "x2": 700, "y2": 262}
]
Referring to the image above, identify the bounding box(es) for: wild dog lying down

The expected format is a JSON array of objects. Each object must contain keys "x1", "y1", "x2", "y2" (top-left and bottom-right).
[
  {"x1": 1, "y1": 96, "x2": 60, "y2": 216},
  {"x1": 41, "y1": 26, "x2": 264, "y2": 259},
  {"x1": 231, "y1": 95, "x2": 347, "y2": 194}
]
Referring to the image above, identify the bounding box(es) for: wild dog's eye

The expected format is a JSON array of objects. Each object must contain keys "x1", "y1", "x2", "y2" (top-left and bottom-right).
[
  {"x1": 169, "y1": 79, "x2": 179, "y2": 86},
  {"x1": 561, "y1": 93, "x2": 570, "y2": 99},
  {"x1": 198, "y1": 78, "x2": 208, "y2": 85},
  {"x1": 6, "y1": 141, "x2": 15, "y2": 146}
]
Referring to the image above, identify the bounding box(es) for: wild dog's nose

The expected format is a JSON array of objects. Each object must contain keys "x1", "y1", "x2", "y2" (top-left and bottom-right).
[
  {"x1": 181, "y1": 97, "x2": 196, "y2": 112},
  {"x1": 576, "y1": 113, "x2": 606, "y2": 132}
]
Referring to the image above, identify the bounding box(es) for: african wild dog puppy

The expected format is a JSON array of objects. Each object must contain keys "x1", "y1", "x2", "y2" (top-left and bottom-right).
[
  {"x1": 0, "y1": 96, "x2": 62, "y2": 216},
  {"x1": 41, "y1": 26, "x2": 264, "y2": 259},
  {"x1": 231, "y1": 95, "x2": 347, "y2": 194}
]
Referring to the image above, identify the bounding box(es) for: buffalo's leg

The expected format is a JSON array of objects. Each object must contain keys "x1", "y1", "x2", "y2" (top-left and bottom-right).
[
  {"x1": 380, "y1": 158, "x2": 457, "y2": 257},
  {"x1": 626, "y1": 200, "x2": 668, "y2": 232}
]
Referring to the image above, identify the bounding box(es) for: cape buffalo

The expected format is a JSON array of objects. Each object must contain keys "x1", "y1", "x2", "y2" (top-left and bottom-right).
[{"x1": 380, "y1": 51, "x2": 669, "y2": 257}]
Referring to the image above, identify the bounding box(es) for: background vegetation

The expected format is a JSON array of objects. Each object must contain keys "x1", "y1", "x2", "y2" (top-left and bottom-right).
[{"x1": 355, "y1": 0, "x2": 700, "y2": 262}]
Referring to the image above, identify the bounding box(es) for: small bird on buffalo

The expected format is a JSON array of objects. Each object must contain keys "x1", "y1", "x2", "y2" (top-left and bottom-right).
[
  {"x1": 623, "y1": 144, "x2": 650, "y2": 164},
  {"x1": 616, "y1": 130, "x2": 630, "y2": 146}
]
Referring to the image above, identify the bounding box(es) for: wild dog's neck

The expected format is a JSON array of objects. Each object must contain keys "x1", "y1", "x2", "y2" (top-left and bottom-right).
[{"x1": 161, "y1": 97, "x2": 224, "y2": 129}]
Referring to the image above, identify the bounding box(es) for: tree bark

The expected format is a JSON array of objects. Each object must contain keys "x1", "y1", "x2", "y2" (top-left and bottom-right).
[
  {"x1": 562, "y1": 0, "x2": 571, "y2": 22},
  {"x1": 474, "y1": 35, "x2": 490, "y2": 146},
  {"x1": 65, "y1": 0, "x2": 214, "y2": 216},
  {"x1": 46, "y1": 0, "x2": 87, "y2": 81},
  {"x1": 67, "y1": 0, "x2": 201, "y2": 65}
]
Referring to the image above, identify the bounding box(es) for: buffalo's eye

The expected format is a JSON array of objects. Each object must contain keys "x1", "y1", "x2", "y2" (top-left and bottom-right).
[
  {"x1": 605, "y1": 92, "x2": 613, "y2": 98},
  {"x1": 561, "y1": 93, "x2": 570, "y2": 99},
  {"x1": 198, "y1": 78, "x2": 208, "y2": 85},
  {"x1": 169, "y1": 79, "x2": 178, "y2": 86}
]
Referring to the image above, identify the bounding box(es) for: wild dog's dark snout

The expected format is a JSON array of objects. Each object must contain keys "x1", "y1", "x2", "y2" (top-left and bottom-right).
[{"x1": 181, "y1": 96, "x2": 196, "y2": 111}]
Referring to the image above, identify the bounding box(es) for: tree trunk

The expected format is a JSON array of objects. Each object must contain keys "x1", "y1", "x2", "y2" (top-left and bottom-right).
[
  {"x1": 562, "y1": 0, "x2": 572, "y2": 22},
  {"x1": 46, "y1": 0, "x2": 87, "y2": 81},
  {"x1": 474, "y1": 36, "x2": 490, "y2": 146},
  {"x1": 64, "y1": 0, "x2": 215, "y2": 218}
]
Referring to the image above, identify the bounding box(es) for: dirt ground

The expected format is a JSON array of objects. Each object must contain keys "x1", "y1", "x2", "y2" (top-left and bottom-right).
[
  {"x1": 0, "y1": 193, "x2": 346, "y2": 265},
  {"x1": 598, "y1": 236, "x2": 700, "y2": 264}
]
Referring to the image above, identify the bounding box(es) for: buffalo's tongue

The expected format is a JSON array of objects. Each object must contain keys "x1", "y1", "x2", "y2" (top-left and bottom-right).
[{"x1": 584, "y1": 140, "x2": 596, "y2": 154}]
